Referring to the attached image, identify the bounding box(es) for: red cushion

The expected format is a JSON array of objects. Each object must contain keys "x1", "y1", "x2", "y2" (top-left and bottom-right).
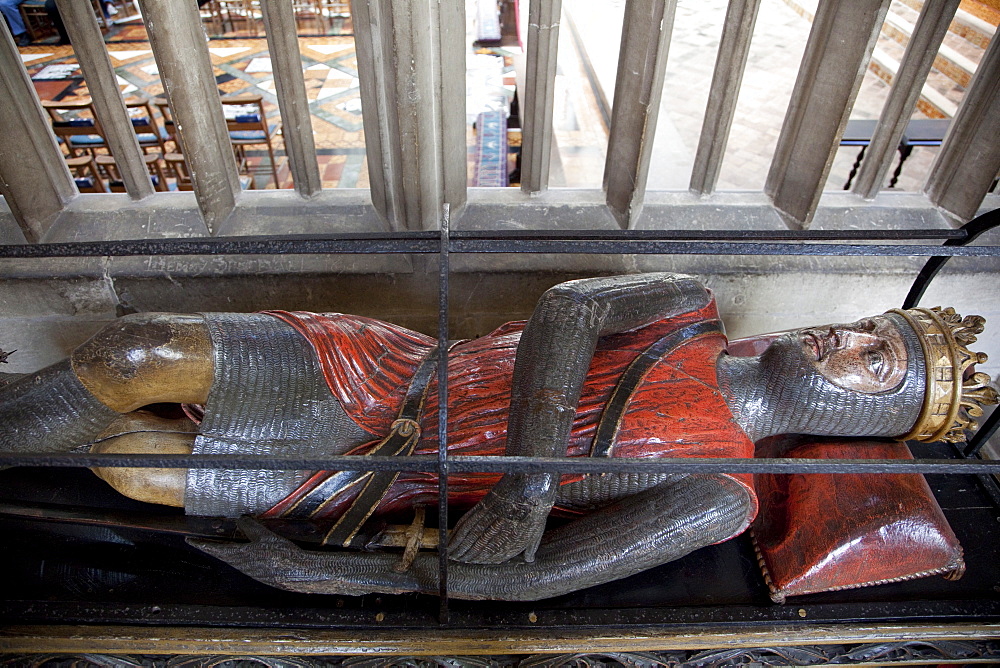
[{"x1": 751, "y1": 437, "x2": 964, "y2": 602}]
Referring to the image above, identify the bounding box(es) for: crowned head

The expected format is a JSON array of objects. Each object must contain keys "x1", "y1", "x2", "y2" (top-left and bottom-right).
[{"x1": 740, "y1": 307, "x2": 997, "y2": 443}]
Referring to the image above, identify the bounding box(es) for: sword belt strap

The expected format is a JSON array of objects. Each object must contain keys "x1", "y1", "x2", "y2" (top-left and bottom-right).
[
  {"x1": 590, "y1": 319, "x2": 723, "y2": 458},
  {"x1": 264, "y1": 344, "x2": 439, "y2": 544},
  {"x1": 319, "y1": 344, "x2": 442, "y2": 547}
]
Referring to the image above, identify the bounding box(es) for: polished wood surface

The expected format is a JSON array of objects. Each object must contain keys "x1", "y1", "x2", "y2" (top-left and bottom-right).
[{"x1": 2, "y1": 622, "x2": 998, "y2": 655}]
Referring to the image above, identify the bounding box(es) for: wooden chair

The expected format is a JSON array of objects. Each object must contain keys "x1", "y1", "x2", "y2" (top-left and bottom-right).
[
  {"x1": 197, "y1": 0, "x2": 225, "y2": 36},
  {"x1": 42, "y1": 100, "x2": 107, "y2": 158},
  {"x1": 125, "y1": 98, "x2": 170, "y2": 155},
  {"x1": 20, "y1": 0, "x2": 113, "y2": 41},
  {"x1": 318, "y1": 0, "x2": 350, "y2": 17},
  {"x1": 96, "y1": 153, "x2": 168, "y2": 192},
  {"x1": 292, "y1": 0, "x2": 323, "y2": 33},
  {"x1": 164, "y1": 152, "x2": 254, "y2": 191},
  {"x1": 108, "y1": 0, "x2": 139, "y2": 15},
  {"x1": 19, "y1": 0, "x2": 56, "y2": 41},
  {"x1": 213, "y1": 0, "x2": 260, "y2": 36},
  {"x1": 315, "y1": 0, "x2": 350, "y2": 32},
  {"x1": 163, "y1": 153, "x2": 193, "y2": 191},
  {"x1": 220, "y1": 94, "x2": 282, "y2": 188},
  {"x1": 65, "y1": 156, "x2": 107, "y2": 193}
]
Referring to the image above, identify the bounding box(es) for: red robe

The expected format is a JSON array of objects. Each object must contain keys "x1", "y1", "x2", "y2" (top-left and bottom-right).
[{"x1": 263, "y1": 299, "x2": 757, "y2": 523}]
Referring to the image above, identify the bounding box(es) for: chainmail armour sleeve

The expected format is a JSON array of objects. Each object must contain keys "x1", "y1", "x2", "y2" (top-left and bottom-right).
[{"x1": 185, "y1": 313, "x2": 369, "y2": 517}]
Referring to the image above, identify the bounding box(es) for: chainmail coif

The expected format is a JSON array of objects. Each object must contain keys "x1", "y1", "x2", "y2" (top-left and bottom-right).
[{"x1": 716, "y1": 313, "x2": 925, "y2": 442}]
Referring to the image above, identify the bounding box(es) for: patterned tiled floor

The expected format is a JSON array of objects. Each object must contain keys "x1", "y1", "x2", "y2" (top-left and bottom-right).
[
  {"x1": 20, "y1": 22, "x2": 371, "y2": 190},
  {"x1": 16, "y1": 2, "x2": 534, "y2": 192}
]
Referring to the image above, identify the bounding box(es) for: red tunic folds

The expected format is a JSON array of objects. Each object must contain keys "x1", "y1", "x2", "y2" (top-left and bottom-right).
[{"x1": 263, "y1": 298, "x2": 757, "y2": 525}]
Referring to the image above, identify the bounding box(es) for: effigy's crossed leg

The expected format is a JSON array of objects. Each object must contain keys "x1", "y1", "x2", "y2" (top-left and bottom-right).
[{"x1": 0, "y1": 313, "x2": 212, "y2": 504}]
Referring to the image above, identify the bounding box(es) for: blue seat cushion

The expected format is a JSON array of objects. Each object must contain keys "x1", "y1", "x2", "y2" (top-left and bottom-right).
[
  {"x1": 229, "y1": 131, "x2": 266, "y2": 141},
  {"x1": 74, "y1": 177, "x2": 95, "y2": 189},
  {"x1": 136, "y1": 130, "x2": 169, "y2": 143},
  {"x1": 68, "y1": 135, "x2": 106, "y2": 146},
  {"x1": 229, "y1": 123, "x2": 279, "y2": 142}
]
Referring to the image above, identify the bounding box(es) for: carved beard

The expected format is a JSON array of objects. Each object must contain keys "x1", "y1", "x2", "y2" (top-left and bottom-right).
[{"x1": 720, "y1": 314, "x2": 925, "y2": 441}]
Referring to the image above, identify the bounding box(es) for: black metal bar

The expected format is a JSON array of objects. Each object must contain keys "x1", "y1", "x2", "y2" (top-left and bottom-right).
[
  {"x1": 0, "y1": 501, "x2": 328, "y2": 545},
  {"x1": 949, "y1": 437, "x2": 1000, "y2": 511},
  {"x1": 975, "y1": 472, "x2": 1000, "y2": 509},
  {"x1": 2, "y1": 235, "x2": 992, "y2": 260},
  {"x1": 448, "y1": 240, "x2": 998, "y2": 256},
  {"x1": 2, "y1": 598, "x2": 998, "y2": 630},
  {"x1": 0, "y1": 234, "x2": 441, "y2": 258},
  {"x1": 965, "y1": 408, "x2": 1000, "y2": 457},
  {"x1": 437, "y1": 206, "x2": 451, "y2": 621},
  {"x1": 451, "y1": 229, "x2": 967, "y2": 241},
  {"x1": 0, "y1": 501, "x2": 244, "y2": 539},
  {"x1": 4, "y1": 453, "x2": 999, "y2": 474},
  {"x1": 843, "y1": 145, "x2": 866, "y2": 190},
  {"x1": 903, "y1": 208, "x2": 1000, "y2": 309},
  {"x1": 899, "y1": 209, "x2": 1000, "y2": 517}
]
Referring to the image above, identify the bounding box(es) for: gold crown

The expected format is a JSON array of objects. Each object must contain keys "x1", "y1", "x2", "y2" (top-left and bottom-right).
[{"x1": 888, "y1": 307, "x2": 998, "y2": 443}]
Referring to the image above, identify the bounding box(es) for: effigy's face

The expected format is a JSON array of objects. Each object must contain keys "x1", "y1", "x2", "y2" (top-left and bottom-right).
[
  {"x1": 756, "y1": 313, "x2": 922, "y2": 438},
  {"x1": 796, "y1": 316, "x2": 908, "y2": 393}
]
